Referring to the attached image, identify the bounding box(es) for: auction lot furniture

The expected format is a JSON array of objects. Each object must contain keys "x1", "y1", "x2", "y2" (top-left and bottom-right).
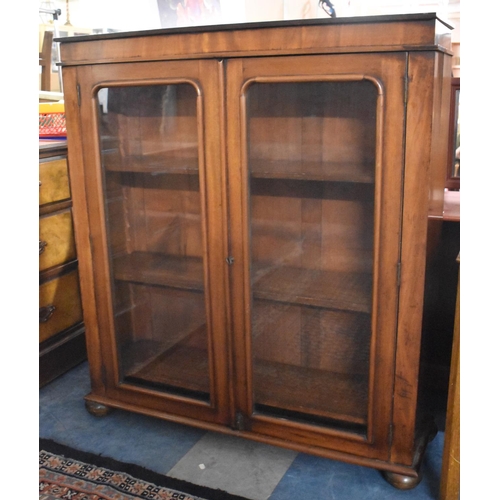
[
  {"x1": 39, "y1": 140, "x2": 86, "y2": 386},
  {"x1": 58, "y1": 13, "x2": 452, "y2": 488}
]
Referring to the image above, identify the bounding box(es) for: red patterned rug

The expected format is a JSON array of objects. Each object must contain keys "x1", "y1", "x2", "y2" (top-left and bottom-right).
[{"x1": 40, "y1": 439, "x2": 250, "y2": 500}]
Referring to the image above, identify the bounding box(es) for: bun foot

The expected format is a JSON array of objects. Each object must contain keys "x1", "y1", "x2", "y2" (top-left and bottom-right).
[
  {"x1": 85, "y1": 400, "x2": 113, "y2": 417},
  {"x1": 382, "y1": 470, "x2": 422, "y2": 490}
]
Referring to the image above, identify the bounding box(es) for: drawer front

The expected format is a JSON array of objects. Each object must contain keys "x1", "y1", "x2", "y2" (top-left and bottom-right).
[
  {"x1": 39, "y1": 157, "x2": 71, "y2": 206},
  {"x1": 39, "y1": 209, "x2": 77, "y2": 272},
  {"x1": 39, "y1": 270, "x2": 83, "y2": 343}
]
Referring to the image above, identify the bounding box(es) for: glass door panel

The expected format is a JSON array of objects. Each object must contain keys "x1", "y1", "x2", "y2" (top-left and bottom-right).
[
  {"x1": 246, "y1": 81, "x2": 378, "y2": 433},
  {"x1": 97, "y1": 84, "x2": 211, "y2": 402}
]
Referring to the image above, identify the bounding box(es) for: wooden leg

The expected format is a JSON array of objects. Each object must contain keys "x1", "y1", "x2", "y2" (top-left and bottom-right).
[
  {"x1": 85, "y1": 400, "x2": 113, "y2": 417},
  {"x1": 382, "y1": 470, "x2": 422, "y2": 490},
  {"x1": 382, "y1": 415, "x2": 436, "y2": 490}
]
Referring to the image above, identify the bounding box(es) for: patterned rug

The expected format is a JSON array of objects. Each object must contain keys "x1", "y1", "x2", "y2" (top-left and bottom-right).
[{"x1": 40, "y1": 439, "x2": 250, "y2": 500}]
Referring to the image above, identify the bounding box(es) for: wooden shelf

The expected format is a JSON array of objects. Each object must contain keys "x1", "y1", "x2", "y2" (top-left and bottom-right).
[
  {"x1": 102, "y1": 154, "x2": 373, "y2": 182},
  {"x1": 124, "y1": 330, "x2": 367, "y2": 425},
  {"x1": 113, "y1": 252, "x2": 204, "y2": 291},
  {"x1": 250, "y1": 159, "x2": 375, "y2": 184},
  {"x1": 254, "y1": 358, "x2": 368, "y2": 425},
  {"x1": 113, "y1": 252, "x2": 371, "y2": 314},
  {"x1": 125, "y1": 339, "x2": 367, "y2": 425},
  {"x1": 127, "y1": 345, "x2": 211, "y2": 398},
  {"x1": 102, "y1": 148, "x2": 199, "y2": 174},
  {"x1": 253, "y1": 265, "x2": 372, "y2": 314}
]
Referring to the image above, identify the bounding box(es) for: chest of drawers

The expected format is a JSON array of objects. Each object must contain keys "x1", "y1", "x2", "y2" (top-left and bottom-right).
[{"x1": 39, "y1": 140, "x2": 86, "y2": 387}]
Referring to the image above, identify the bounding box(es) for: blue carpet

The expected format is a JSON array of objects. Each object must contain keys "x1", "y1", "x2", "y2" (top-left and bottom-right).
[{"x1": 40, "y1": 362, "x2": 444, "y2": 499}]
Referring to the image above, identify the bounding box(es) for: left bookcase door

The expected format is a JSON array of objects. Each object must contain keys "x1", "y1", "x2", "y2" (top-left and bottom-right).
[{"x1": 70, "y1": 60, "x2": 230, "y2": 425}]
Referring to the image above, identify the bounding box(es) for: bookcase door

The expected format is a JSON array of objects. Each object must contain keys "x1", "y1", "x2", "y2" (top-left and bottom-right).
[
  {"x1": 226, "y1": 53, "x2": 407, "y2": 459},
  {"x1": 75, "y1": 60, "x2": 230, "y2": 425}
]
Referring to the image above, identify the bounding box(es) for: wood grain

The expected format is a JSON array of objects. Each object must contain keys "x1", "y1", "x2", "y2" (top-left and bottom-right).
[
  {"x1": 39, "y1": 140, "x2": 87, "y2": 388},
  {"x1": 391, "y1": 51, "x2": 450, "y2": 466},
  {"x1": 60, "y1": 15, "x2": 452, "y2": 479},
  {"x1": 39, "y1": 209, "x2": 77, "y2": 271},
  {"x1": 39, "y1": 270, "x2": 83, "y2": 343},
  {"x1": 59, "y1": 15, "x2": 451, "y2": 67},
  {"x1": 39, "y1": 157, "x2": 71, "y2": 206}
]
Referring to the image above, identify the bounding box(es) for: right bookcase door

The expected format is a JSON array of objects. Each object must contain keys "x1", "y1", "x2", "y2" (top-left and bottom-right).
[{"x1": 226, "y1": 53, "x2": 407, "y2": 459}]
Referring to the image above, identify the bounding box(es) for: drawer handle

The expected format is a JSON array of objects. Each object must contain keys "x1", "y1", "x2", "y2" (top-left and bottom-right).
[
  {"x1": 39, "y1": 305, "x2": 56, "y2": 323},
  {"x1": 39, "y1": 240, "x2": 48, "y2": 255}
]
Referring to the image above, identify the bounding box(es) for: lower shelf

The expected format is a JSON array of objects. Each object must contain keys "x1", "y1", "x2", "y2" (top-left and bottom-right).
[
  {"x1": 253, "y1": 360, "x2": 368, "y2": 425},
  {"x1": 122, "y1": 333, "x2": 368, "y2": 427},
  {"x1": 126, "y1": 345, "x2": 211, "y2": 402}
]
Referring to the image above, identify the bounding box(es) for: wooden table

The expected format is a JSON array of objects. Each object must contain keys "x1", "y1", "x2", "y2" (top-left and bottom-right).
[
  {"x1": 443, "y1": 190, "x2": 460, "y2": 222},
  {"x1": 440, "y1": 253, "x2": 460, "y2": 500},
  {"x1": 425, "y1": 189, "x2": 459, "y2": 498}
]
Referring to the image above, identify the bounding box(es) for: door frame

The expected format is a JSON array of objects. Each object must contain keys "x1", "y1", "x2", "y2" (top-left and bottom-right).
[
  {"x1": 225, "y1": 53, "x2": 407, "y2": 460},
  {"x1": 69, "y1": 59, "x2": 231, "y2": 426}
]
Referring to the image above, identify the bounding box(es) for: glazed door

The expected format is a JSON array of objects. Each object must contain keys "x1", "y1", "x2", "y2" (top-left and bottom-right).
[
  {"x1": 75, "y1": 60, "x2": 230, "y2": 425},
  {"x1": 226, "y1": 54, "x2": 406, "y2": 458}
]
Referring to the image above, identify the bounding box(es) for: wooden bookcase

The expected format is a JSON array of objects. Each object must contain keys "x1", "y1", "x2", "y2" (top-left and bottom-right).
[{"x1": 58, "y1": 13, "x2": 452, "y2": 488}]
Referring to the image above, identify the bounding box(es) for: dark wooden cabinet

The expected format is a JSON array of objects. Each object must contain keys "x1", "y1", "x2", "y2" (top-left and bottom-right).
[
  {"x1": 39, "y1": 141, "x2": 86, "y2": 387},
  {"x1": 58, "y1": 13, "x2": 452, "y2": 488}
]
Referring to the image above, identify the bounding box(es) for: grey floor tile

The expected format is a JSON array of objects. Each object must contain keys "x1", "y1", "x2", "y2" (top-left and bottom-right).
[{"x1": 167, "y1": 432, "x2": 298, "y2": 500}]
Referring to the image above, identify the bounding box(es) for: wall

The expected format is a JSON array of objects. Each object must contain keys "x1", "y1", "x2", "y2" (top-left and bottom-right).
[
  {"x1": 39, "y1": 1, "x2": 460, "y2": 31},
  {"x1": 39, "y1": 0, "x2": 161, "y2": 31}
]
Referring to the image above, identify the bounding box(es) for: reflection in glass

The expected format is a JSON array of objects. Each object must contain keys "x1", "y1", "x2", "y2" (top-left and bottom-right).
[
  {"x1": 452, "y1": 88, "x2": 460, "y2": 178},
  {"x1": 97, "y1": 84, "x2": 211, "y2": 402},
  {"x1": 246, "y1": 81, "x2": 378, "y2": 434}
]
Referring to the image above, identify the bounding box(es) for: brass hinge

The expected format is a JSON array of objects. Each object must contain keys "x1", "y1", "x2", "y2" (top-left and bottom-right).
[
  {"x1": 403, "y1": 53, "x2": 409, "y2": 108},
  {"x1": 404, "y1": 77, "x2": 408, "y2": 106}
]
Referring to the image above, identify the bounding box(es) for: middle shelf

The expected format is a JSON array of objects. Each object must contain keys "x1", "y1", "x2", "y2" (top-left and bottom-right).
[
  {"x1": 113, "y1": 251, "x2": 372, "y2": 314},
  {"x1": 103, "y1": 148, "x2": 375, "y2": 184},
  {"x1": 250, "y1": 159, "x2": 375, "y2": 184}
]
